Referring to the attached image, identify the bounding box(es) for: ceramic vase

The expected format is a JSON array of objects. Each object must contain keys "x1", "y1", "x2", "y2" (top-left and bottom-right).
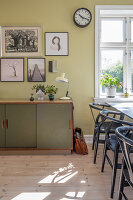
[
  {"x1": 36, "y1": 89, "x2": 44, "y2": 100},
  {"x1": 106, "y1": 87, "x2": 116, "y2": 98},
  {"x1": 49, "y1": 94, "x2": 54, "y2": 101}
]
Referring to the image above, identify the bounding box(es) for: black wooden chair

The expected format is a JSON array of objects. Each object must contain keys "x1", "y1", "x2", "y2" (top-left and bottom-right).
[
  {"x1": 89, "y1": 103, "x2": 111, "y2": 164},
  {"x1": 116, "y1": 126, "x2": 133, "y2": 200},
  {"x1": 100, "y1": 110, "x2": 133, "y2": 199}
]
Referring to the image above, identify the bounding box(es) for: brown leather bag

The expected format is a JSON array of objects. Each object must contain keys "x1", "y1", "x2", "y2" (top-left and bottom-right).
[{"x1": 73, "y1": 127, "x2": 88, "y2": 155}]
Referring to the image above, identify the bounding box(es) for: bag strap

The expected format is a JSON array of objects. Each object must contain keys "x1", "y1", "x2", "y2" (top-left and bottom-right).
[{"x1": 74, "y1": 127, "x2": 84, "y2": 138}]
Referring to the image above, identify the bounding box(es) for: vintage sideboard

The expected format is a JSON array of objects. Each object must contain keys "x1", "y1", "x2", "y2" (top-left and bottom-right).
[{"x1": 0, "y1": 99, "x2": 74, "y2": 154}]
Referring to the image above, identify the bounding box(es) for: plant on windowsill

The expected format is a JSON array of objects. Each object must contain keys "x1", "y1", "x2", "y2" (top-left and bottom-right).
[
  {"x1": 32, "y1": 84, "x2": 46, "y2": 100},
  {"x1": 45, "y1": 85, "x2": 58, "y2": 101},
  {"x1": 100, "y1": 73, "x2": 122, "y2": 98}
]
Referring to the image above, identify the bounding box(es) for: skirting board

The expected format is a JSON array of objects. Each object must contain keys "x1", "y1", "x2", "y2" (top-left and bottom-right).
[
  {"x1": 84, "y1": 135, "x2": 105, "y2": 144},
  {"x1": 0, "y1": 150, "x2": 71, "y2": 155}
]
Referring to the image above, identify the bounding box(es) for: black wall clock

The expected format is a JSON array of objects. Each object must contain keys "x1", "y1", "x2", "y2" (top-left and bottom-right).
[{"x1": 73, "y1": 8, "x2": 92, "y2": 28}]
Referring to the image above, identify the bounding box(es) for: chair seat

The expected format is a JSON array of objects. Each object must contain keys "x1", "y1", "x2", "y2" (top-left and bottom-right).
[
  {"x1": 98, "y1": 121, "x2": 122, "y2": 133},
  {"x1": 109, "y1": 134, "x2": 133, "y2": 152},
  {"x1": 108, "y1": 134, "x2": 118, "y2": 151}
]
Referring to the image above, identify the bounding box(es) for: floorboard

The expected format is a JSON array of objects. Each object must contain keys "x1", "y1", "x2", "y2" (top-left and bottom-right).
[{"x1": 0, "y1": 145, "x2": 132, "y2": 200}]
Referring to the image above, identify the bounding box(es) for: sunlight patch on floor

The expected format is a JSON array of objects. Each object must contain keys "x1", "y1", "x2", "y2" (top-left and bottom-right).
[
  {"x1": 38, "y1": 163, "x2": 78, "y2": 184},
  {"x1": 60, "y1": 191, "x2": 85, "y2": 200},
  {"x1": 11, "y1": 192, "x2": 51, "y2": 200},
  {"x1": 80, "y1": 180, "x2": 86, "y2": 183},
  {"x1": 66, "y1": 192, "x2": 85, "y2": 198}
]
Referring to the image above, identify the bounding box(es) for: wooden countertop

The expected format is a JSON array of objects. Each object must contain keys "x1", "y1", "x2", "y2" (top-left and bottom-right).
[{"x1": 0, "y1": 99, "x2": 73, "y2": 104}]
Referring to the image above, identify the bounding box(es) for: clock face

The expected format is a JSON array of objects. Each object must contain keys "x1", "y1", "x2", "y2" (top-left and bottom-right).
[{"x1": 73, "y1": 8, "x2": 92, "y2": 28}]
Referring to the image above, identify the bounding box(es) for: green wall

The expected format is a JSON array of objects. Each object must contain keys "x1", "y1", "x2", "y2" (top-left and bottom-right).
[{"x1": 0, "y1": 0, "x2": 133, "y2": 134}]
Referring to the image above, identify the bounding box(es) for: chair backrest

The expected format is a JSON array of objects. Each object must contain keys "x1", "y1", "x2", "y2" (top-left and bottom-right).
[
  {"x1": 116, "y1": 126, "x2": 133, "y2": 187},
  {"x1": 100, "y1": 109, "x2": 133, "y2": 126},
  {"x1": 99, "y1": 110, "x2": 133, "y2": 137},
  {"x1": 89, "y1": 103, "x2": 110, "y2": 124}
]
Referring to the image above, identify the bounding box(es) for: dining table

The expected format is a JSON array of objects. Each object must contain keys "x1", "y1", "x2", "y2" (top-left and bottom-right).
[{"x1": 108, "y1": 102, "x2": 133, "y2": 119}]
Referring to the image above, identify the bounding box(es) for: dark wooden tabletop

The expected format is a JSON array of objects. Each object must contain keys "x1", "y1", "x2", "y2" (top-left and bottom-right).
[{"x1": 108, "y1": 102, "x2": 133, "y2": 119}]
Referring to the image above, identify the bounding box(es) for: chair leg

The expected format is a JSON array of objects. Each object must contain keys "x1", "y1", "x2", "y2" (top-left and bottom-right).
[
  {"x1": 110, "y1": 145, "x2": 119, "y2": 198},
  {"x1": 92, "y1": 128, "x2": 97, "y2": 150},
  {"x1": 118, "y1": 164, "x2": 125, "y2": 200},
  {"x1": 101, "y1": 139, "x2": 107, "y2": 172},
  {"x1": 93, "y1": 131, "x2": 100, "y2": 164}
]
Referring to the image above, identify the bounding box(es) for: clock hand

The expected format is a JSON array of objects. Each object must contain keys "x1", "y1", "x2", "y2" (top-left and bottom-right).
[{"x1": 79, "y1": 14, "x2": 89, "y2": 21}]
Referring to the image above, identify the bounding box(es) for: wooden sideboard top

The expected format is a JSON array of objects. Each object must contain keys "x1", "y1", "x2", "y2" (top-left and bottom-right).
[{"x1": 0, "y1": 99, "x2": 73, "y2": 104}]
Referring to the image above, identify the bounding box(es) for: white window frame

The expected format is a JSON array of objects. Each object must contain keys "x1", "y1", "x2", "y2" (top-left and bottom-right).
[{"x1": 95, "y1": 5, "x2": 133, "y2": 98}]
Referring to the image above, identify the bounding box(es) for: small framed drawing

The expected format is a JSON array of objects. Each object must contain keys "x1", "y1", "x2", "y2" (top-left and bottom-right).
[
  {"x1": 1, "y1": 26, "x2": 42, "y2": 57},
  {"x1": 27, "y1": 58, "x2": 46, "y2": 82},
  {"x1": 1, "y1": 58, "x2": 24, "y2": 82},
  {"x1": 45, "y1": 32, "x2": 69, "y2": 56}
]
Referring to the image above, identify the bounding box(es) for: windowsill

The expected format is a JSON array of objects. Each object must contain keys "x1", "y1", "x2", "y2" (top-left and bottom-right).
[{"x1": 94, "y1": 96, "x2": 133, "y2": 103}]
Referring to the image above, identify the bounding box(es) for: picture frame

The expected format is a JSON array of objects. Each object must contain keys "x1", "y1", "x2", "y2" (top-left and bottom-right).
[
  {"x1": 1, "y1": 58, "x2": 24, "y2": 82},
  {"x1": 27, "y1": 58, "x2": 46, "y2": 82},
  {"x1": 45, "y1": 32, "x2": 69, "y2": 56},
  {"x1": 1, "y1": 26, "x2": 42, "y2": 57}
]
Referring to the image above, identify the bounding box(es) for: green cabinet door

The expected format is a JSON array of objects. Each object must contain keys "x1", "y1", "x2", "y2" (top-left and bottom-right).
[
  {"x1": 6, "y1": 104, "x2": 36, "y2": 148},
  {"x1": 0, "y1": 105, "x2": 6, "y2": 147},
  {"x1": 37, "y1": 104, "x2": 73, "y2": 149}
]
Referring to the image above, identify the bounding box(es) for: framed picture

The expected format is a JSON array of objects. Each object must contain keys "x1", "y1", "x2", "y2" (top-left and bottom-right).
[
  {"x1": 45, "y1": 32, "x2": 69, "y2": 56},
  {"x1": 1, "y1": 58, "x2": 24, "y2": 82},
  {"x1": 27, "y1": 58, "x2": 46, "y2": 82},
  {"x1": 1, "y1": 26, "x2": 42, "y2": 57}
]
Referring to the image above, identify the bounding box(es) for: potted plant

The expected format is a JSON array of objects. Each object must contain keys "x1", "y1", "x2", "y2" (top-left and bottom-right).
[
  {"x1": 45, "y1": 85, "x2": 58, "y2": 101},
  {"x1": 100, "y1": 73, "x2": 122, "y2": 98},
  {"x1": 32, "y1": 84, "x2": 46, "y2": 100}
]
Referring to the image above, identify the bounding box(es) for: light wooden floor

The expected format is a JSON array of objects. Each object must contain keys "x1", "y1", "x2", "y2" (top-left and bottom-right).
[{"x1": 0, "y1": 145, "x2": 132, "y2": 200}]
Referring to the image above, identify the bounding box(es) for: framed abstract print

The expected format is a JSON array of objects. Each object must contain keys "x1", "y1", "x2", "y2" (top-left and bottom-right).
[
  {"x1": 1, "y1": 26, "x2": 42, "y2": 57},
  {"x1": 1, "y1": 58, "x2": 24, "y2": 82},
  {"x1": 27, "y1": 58, "x2": 46, "y2": 82},
  {"x1": 45, "y1": 32, "x2": 69, "y2": 56}
]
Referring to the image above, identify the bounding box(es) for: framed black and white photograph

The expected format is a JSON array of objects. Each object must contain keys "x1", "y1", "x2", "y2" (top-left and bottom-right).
[
  {"x1": 1, "y1": 58, "x2": 24, "y2": 82},
  {"x1": 45, "y1": 32, "x2": 69, "y2": 56},
  {"x1": 27, "y1": 58, "x2": 46, "y2": 82},
  {"x1": 1, "y1": 26, "x2": 42, "y2": 57}
]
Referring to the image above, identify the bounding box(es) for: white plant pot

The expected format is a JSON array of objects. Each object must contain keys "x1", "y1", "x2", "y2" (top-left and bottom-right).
[
  {"x1": 106, "y1": 87, "x2": 116, "y2": 98},
  {"x1": 36, "y1": 89, "x2": 44, "y2": 101}
]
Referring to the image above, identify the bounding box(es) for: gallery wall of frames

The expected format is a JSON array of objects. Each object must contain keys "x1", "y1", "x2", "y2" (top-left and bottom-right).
[{"x1": 0, "y1": 26, "x2": 69, "y2": 82}]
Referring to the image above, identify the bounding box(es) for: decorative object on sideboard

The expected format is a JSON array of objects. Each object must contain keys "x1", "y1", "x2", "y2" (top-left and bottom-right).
[
  {"x1": 1, "y1": 58, "x2": 24, "y2": 82},
  {"x1": 73, "y1": 8, "x2": 92, "y2": 28},
  {"x1": 124, "y1": 88, "x2": 129, "y2": 98},
  {"x1": 27, "y1": 58, "x2": 46, "y2": 82},
  {"x1": 32, "y1": 84, "x2": 46, "y2": 100},
  {"x1": 45, "y1": 32, "x2": 69, "y2": 56},
  {"x1": 56, "y1": 73, "x2": 71, "y2": 100},
  {"x1": 45, "y1": 85, "x2": 58, "y2": 101},
  {"x1": 49, "y1": 61, "x2": 58, "y2": 72},
  {"x1": 29, "y1": 93, "x2": 34, "y2": 101},
  {"x1": 36, "y1": 90, "x2": 45, "y2": 101},
  {"x1": 1, "y1": 26, "x2": 42, "y2": 57},
  {"x1": 100, "y1": 73, "x2": 122, "y2": 98}
]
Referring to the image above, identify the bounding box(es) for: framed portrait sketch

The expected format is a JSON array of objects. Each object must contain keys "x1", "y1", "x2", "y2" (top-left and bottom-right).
[
  {"x1": 1, "y1": 26, "x2": 42, "y2": 57},
  {"x1": 45, "y1": 32, "x2": 69, "y2": 56},
  {"x1": 1, "y1": 58, "x2": 24, "y2": 82},
  {"x1": 27, "y1": 58, "x2": 46, "y2": 82}
]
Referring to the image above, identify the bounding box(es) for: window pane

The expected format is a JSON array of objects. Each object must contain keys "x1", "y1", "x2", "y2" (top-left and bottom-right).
[
  {"x1": 131, "y1": 50, "x2": 133, "y2": 91},
  {"x1": 101, "y1": 49, "x2": 123, "y2": 93},
  {"x1": 101, "y1": 20, "x2": 124, "y2": 42},
  {"x1": 131, "y1": 21, "x2": 133, "y2": 43},
  {"x1": 100, "y1": 10, "x2": 133, "y2": 15}
]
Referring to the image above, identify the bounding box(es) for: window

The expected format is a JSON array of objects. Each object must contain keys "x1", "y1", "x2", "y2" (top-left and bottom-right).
[{"x1": 95, "y1": 5, "x2": 133, "y2": 98}]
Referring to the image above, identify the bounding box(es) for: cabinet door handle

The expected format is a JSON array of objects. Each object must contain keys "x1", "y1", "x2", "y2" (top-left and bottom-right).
[
  {"x1": 2, "y1": 120, "x2": 5, "y2": 129},
  {"x1": 6, "y1": 119, "x2": 8, "y2": 129},
  {"x1": 69, "y1": 120, "x2": 71, "y2": 129}
]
